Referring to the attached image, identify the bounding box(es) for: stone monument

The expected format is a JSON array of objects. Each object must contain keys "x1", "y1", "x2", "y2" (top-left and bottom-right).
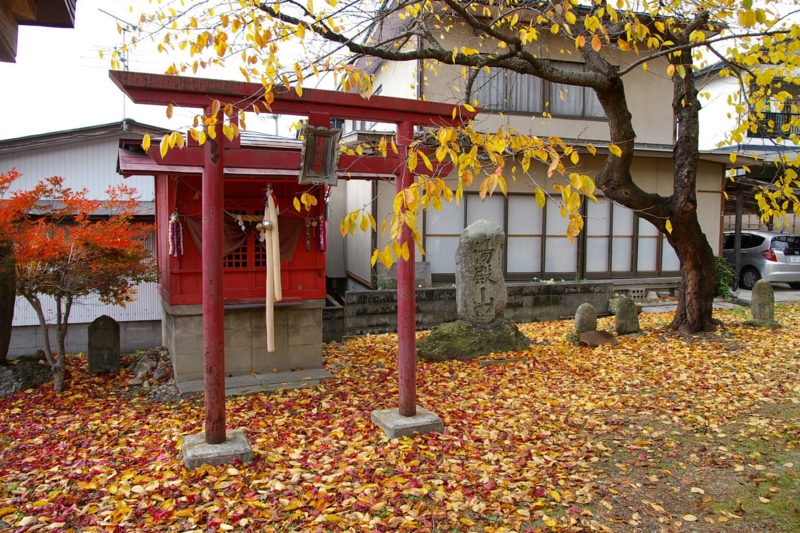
[
  {"x1": 614, "y1": 296, "x2": 640, "y2": 335},
  {"x1": 743, "y1": 280, "x2": 781, "y2": 329},
  {"x1": 87, "y1": 315, "x2": 121, "y2": 374},
  {"x1": 418, "y1": 220, "x2": 529, "y2": 361}
]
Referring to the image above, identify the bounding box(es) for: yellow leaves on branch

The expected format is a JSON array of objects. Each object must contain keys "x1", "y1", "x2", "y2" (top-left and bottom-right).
[{"x1": 294, "y1": 192, "x2": 318, "y2": 213}]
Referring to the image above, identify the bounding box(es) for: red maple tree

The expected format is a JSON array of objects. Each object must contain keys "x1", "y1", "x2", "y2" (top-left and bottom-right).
[
  {"x1": 1, "y1": 172, "x2": 158, "y2": 391},
  {"x1": 0, "y1": 169, "x2": 40, "y2": 364}
]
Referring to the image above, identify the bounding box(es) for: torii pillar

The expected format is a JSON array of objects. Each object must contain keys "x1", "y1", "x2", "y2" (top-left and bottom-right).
[
  {"x1": 369, "y1": 120, "x2": 445, "y2": 438},
  {"x1": 182, "y1": 109, "x2": 254, "y2": 468}
]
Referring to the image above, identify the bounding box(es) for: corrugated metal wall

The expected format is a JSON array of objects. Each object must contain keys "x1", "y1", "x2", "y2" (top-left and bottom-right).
[
  {"x1": 2, "y1": 132, "x2": 161, "y2": 326},
  {"x1": 11, "y1": 232, "x2": 161, "y2": 326},
  {"x1": 0, "y1": 136, "x2": 154, "y2": 201}
]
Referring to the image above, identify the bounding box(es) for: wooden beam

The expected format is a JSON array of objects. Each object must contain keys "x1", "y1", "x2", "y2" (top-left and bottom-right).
[
  {"x1": 0, "y1": 1, "x2": 18, "y2": 63},
  {"x1": 6, "y1": 0, "x2": 36, "y2": 20},
  {"x1": 110, "y1": 70, "x2": 478, "y2": 127}
]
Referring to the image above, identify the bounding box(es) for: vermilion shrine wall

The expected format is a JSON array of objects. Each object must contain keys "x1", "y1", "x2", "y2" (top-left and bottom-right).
[{"x1": 155, "y1": 174, "x2": 327, "y2": 383}]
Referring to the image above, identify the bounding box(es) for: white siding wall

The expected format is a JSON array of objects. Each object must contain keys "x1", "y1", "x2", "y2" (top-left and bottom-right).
[
  {"x1": 2, "y1": 134, "x2": 160, "y2": 326},
  {"x1": 697, "y1": 75, "x2": 741, "y2": 151},
  {"x1": 11, "y1": 231, "x2": 161, "y2": 326},
  {"x1": 0, "y1": 136, "x2": 154, "y2": 200}
]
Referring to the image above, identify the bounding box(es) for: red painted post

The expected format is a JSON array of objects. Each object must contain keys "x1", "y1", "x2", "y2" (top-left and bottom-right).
[
  {"x1": 203, "y1": 112, "x2": 227, "y2": 444},
  {"x1": 396, "y1": 121, "x2": 416, "y2": 417}
]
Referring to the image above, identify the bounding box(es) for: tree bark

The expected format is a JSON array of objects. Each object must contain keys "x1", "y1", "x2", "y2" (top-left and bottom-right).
[
  {"x1": 24, "y1": 294, "x2": 62, "y2": 392},
  {"x1": 0, "y1": 242, "x2": 15, "y2": 364},
  {"x1": 666, "y1": 217, "x2": 719, "y2": 332}
]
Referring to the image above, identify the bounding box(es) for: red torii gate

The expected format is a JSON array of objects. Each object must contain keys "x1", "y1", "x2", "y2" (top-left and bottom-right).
[{"x1": 111, "y1": 71, "x2": 477, "y2": 453}]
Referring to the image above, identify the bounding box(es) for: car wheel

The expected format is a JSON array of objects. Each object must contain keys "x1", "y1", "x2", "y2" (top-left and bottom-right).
[
  {"x1": 740, "y1": 267, "x2": 761, "y2": 290},
  {"x1": 789, "y1": 282, "x2": 800, "y2": 290}
]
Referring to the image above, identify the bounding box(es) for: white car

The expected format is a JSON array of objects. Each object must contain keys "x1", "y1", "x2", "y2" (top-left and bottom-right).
[{"x1": 722, "y1": 231, "x2": 800, "y2": 290}]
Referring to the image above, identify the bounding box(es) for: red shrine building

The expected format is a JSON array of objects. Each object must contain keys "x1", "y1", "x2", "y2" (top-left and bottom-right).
[
  {"x1": 113, "y1": 71, "x2": 471, "y2": 386},
  {"x1": 120, "y1": 141, "x2": 329, "y2": 382}
]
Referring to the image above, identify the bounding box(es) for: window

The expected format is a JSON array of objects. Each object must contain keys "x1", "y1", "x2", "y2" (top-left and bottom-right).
[
  {"x1": 636, "y1": 218, "x2": 659, "y2": 272},
  {"x1": 474, "y1": 69, "x2": 543, "y2": 113},
  {"x1": 723, "y1": 233, "x2": 735, "y2": 249},
  {"x1": 507, "y1": 196, "x2": 543, "y2": 273},
  {"x1": 586, "y1": 199, "x2": 610, "y2": 272},
  {"x1": 743, "y1": 234, "x2": 765, "y2": 248},
  {"x1": 224, "y1": 210, "x2": 248, "y2": 268},
  {"x1": 473, "y1": 62, "x2": 605, "y2": 118},
  {"x1": 549, "y1": 62, "x2": 605, "y2": 118},
  {"x1": 770, "y1": 235, "x2": 800, "y2": 252}
]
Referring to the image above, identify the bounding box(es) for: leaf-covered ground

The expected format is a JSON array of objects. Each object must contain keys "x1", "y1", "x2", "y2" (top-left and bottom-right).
[{"x1": 1, "y1": 305, "x2": 799, "y2": 533}]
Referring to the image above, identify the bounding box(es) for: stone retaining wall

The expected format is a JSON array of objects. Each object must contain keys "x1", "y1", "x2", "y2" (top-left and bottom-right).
[{"x1": 339, "y1": 281, "x2": 612, "y2": 337}]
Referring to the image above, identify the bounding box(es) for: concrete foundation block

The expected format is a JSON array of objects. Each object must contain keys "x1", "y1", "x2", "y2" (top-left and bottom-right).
[
  {"x1": 288, "y1": 326, "x2": 322, "y2": 346},
  {"x1": 182, "y1": 429, "x2": 253, "y2": 469},
  {"x1": 288, "y1": 309, "x2": 322, "y2": 328},
  {"x1": 264, "y1": 379, "x2": 320, "y2": 391},
  {"x1": 371, "y1": 407, "x2": 444, "y2": 439}
]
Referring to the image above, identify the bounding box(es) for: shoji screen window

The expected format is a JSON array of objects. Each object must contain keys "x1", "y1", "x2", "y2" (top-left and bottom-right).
[
  {"x1": 466, "y1": 194, "x2": 504, "y2": 227},
  {"x1": 586, "y1": 199, "x2": 610, "y2": 273},
  {"x1": 637, "y1": 218, "x2": 659, "y2": 273},
  {"x1": 424, "y1": 197, "x2": 464, "y2": 274},
  {"x1": 507, "y1": 196, "x2": 543, "y2": 274},
  {"x1": 611, "y1": 203, "x2": 634, "y2": 273},
  {"x1": 661, "y1": 235, "x2": 680, "y2": 272},
  {"x1": 545, "y1": 197, "x2": 578, "y2": 274}
]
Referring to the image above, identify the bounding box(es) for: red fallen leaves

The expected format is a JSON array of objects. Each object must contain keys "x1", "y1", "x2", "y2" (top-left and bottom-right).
[{"x1": 0, "y1": 305, "x2": 799, "y2": 532}]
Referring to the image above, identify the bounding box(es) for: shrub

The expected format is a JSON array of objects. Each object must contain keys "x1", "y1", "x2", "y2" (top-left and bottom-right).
[{"x1": 715, "y1": 256, "x2": 736, "y2": 298}]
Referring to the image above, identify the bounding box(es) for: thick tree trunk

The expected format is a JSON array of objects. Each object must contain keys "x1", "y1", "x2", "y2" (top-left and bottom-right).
[
  {"x1": 666, "y1": 217, "x2": 719, "y2": 333},
  {"x1": 0, "y1": 242, "x2": 15, "y2": 364}
]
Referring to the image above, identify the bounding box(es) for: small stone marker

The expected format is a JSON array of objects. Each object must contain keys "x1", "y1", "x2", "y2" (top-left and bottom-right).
[
  {"x1": 743, "y1": 280, "x2": 781, "y2": 329},
  {"x1": 614, "y1": 296, "x2": 640, "y2": 335},
  {"x1": 455, "y1": 220, "x2": 506, "y2": 324},
  {"x1": 87, "y1": 315, "x2": 120, "y2": 374},
  {"x1": 751, "y1": 280, "x2": 775, "y2": 320},
  {"x1": 574, "y1": 303, "x2": 597, "y2": 333}
]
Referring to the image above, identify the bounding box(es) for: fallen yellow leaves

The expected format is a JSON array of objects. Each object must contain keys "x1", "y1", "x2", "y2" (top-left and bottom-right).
[{"x1": 0, "y1": 304, "x2": 798, "y2": 531}]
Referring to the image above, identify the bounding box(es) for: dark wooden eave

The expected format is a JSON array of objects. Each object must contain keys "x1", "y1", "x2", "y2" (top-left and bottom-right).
[{"x1": 1, "y1": 0, "x2": 77, "y2": 63}]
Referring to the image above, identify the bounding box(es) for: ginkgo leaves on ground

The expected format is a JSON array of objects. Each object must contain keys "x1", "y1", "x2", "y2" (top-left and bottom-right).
[{"x1": 1, "y1": 304, "x2": 799, "y2": 531}]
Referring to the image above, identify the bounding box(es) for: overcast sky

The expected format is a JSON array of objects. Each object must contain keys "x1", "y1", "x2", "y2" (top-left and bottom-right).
[{"x1": 0, "y1": 0, "x2": 305, "y2": 141}]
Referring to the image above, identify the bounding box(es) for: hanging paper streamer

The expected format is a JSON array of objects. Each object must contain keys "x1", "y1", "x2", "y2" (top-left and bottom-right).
[
  {"x1": 258, "y1": 192, "x2": 282, "y2": 353},
  {"x1": 168, "y1": 210, "x2": 183, "y2": 258}
]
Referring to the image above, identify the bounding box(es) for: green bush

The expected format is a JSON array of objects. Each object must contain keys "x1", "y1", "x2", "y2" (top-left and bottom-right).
[{"x1": 715, "y1": 256, "x2": 736, "y2": 298}]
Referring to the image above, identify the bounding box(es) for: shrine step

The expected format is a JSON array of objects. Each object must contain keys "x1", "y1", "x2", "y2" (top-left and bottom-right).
[{"x1": 177, "y1": 368, "x2": 334, "y2": 398}]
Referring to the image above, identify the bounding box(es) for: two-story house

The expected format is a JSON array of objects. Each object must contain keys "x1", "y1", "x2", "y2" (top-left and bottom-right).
[
  {"x1": 326, "y1": 29, "x2": 735, "y2": 292},
  {"x1": 697, "y1": 62, "x2": 800, "y2": 234}
]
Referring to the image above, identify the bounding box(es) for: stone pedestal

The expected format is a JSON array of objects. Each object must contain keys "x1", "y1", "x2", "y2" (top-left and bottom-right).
[
  {"x1": 182, "y1": 429, "x2": 253, "y2": 469},
  {"x1": 371, "y1": 407, "x2": 444, "y2": 438},
  {"x1": 161, "y1": 297, "x2": 324, "y2": 383},
  {"x1": 417, "y1": 319, "x2": 529, "y2": 361}
]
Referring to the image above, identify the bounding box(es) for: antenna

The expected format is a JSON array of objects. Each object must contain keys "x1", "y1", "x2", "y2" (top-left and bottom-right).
[{"x1": 98, "y1": 9, "x2": 132, "y2": 119}]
